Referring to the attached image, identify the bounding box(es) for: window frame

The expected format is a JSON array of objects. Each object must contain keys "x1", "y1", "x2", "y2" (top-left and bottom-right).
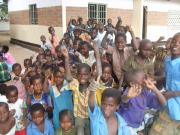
[{"x1": 29, "y1": 4, "x2": 38, "y2": 24}]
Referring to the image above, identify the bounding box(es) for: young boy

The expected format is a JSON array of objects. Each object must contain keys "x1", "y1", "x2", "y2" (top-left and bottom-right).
[
  {"x1": 89, "y1": 87, "x2": 130, "y2": 135},
  {"x1": 0, "y1": 102, "x2": 16, "y2": 135},
  {"x1": 27, "y1": 103, "x2": 54, "y2": 135},
  {"x1": 148, "y1": 32, "x2": 180, "y2": 135},
  {"x1": 119, "y1": 70, "x2": 166, "y2": 135},
  {"x1": 6, "y1": 85, "x2": 26, "y2": 135},
  {"x1": 40, "y1": 35, "x2": 52, "y2": 51}
]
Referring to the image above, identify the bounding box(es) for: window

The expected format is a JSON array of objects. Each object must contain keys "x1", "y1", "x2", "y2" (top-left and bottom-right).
[
  {"x1": 29, "y1": 4, "x2": 38, "y2": 24},
  {"x1": 88, "y1": 4, "x2": 106, "y2": 24}
]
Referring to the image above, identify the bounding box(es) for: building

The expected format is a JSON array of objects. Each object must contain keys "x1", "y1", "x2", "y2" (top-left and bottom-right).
[{"x1": 8, "y1": 0, "x2": 180, "y2": 46}]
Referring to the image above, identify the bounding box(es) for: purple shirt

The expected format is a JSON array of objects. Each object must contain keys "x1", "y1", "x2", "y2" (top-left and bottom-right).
[{"x1": 118, "y1": 89, "x2": 160, "y2": 128}]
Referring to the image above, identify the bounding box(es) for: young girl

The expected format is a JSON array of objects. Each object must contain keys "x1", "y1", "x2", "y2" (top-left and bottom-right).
[
  {"x1": 27, "y1": 103, "x2": 54, "y2": 135},
  {"x1": 0, "y1": 102, "x2": 16, "y2": 135},
  {"x1": 55, "y1": 109, "x2": 77, "y2": 135},
  {"x1": 6, "y1": 85, "x2": 26, "y2": 135}
]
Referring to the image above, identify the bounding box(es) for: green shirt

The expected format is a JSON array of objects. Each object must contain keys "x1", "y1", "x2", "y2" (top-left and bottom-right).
[
  {"x1": 0, "y1": 61, "x2": 11, "y2": 83},
  {"x1": 55, "y1": 127, "x2": 77, "y2": 135}
]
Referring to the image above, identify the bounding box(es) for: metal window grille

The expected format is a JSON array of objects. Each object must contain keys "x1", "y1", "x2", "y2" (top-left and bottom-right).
[
  {"x1": 29, "y1": 4, "x2": 38, "y2": 24},
  {"x1": 88, "y1": 4, "x2": 106, "y2": 24},
  {"x1": 168, "y1": 10, "x2": 180, "y2": 30}
]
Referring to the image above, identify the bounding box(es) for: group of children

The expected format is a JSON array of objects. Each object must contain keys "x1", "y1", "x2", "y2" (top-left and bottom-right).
[{"x1": 0, "y1": 16, "x2": 180, "y2": 135}]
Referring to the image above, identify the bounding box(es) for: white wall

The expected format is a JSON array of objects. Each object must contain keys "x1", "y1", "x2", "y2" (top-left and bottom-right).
[
  {"x1": 144, "y1": 0, "x2": 180, "y2": 40},
  {"x1": 8, "y1": 0, "x2": 62, "y2": 12}
]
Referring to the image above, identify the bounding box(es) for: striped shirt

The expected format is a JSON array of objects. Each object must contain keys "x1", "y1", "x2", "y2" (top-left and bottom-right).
[{"x1": 69, "y1": 79, "x2": 89, "y2": 118}]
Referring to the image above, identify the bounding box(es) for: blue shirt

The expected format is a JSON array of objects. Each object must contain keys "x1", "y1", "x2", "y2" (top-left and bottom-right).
[
  {"x1": 118, "y1": 89, "x2": 160, "y2": 128},
  {"x1": 165, "y1": 56, "x2": 180, "y2": 120},
  {"x1": 27, "y1": 118, "x2": 54, "y2": 135},
  {"x1": 89, "y1": 104, "x2": 130, "y2": 135},
  {"x1": 49, "y1": 80, "x2": 73, "y2": 130}
]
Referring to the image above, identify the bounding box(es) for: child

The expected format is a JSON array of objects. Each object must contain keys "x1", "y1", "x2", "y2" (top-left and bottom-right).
[
  {"x1": 22, "y1": 58, "x2": 32, "y2": 74},
  {"x1": 0, "y1": 84, "x2": 7, "y2": 102},
  {"x1": 11, "y1": 63, "x2": 26, "y2": 100},
  {"x1": 96, "y1": 62, "x2": 116, "y2": 106},
  {"x1": 27, "y1": 75, "x2": 52, "y2": 115},
  {"x1": 55, "y1": 109, "x2": 77, "y2": 135},
  {"x1": 48, "y1": 65, "x2": 73, "y2": 130},
  {"x1": 6, "y1": 85, "x2": 26, "y2": 135},
  {"x1": 148, "y1": 33, "x2": 180, "y2": 135},
  {"x1": 118, "y1": 69, "x2": 166, "y2": 135},
  {"x1": 27, "y1": 103, "x2": 54, "y2": 135},
  {"x1": 40, "y1": 35, "x2": 52, "y2": 51},
  {"x1": 0, "y1": 102, "x2": 16, "y2": 135},
  {"x1": 89, "y1": 87, "x2": 130, "y2": 135},
  {"x1": 1, "y1": 45, "x2": 16, "y2": 71}
]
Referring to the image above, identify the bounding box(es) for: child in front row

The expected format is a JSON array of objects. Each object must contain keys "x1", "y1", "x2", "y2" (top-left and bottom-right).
[
  {"x1": 55, "y1": 109, "x2": 77, "y2": 135},
  {"x1": 27, "y1": 103, "x2": 54, "y2": 135},
  {"x1": 118, "y1": 69, "x2": 166, "y2": 135},
  {"x1": 89, "y1": 86, "x2": 130, "y2": 135},
  {"x1": 6, "y1": 85, "x2": 26, "y2": 135},
  {"x1": 0, "y1": 102, "x2": 16, "y2": 135}
]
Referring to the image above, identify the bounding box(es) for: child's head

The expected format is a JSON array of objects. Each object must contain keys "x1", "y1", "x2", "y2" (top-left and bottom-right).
[
  {"x1": 55, "y1": 45, "x2": 63, "y2": 58},
  {"x1": 31, "y1": 103, "x2": 45, "y2": 126},
  {"x1": 125, "y1": 69, "x2": 145, "y2": 87},
  {"x1": 78, "y1": 17, "x2": 83, "y2": 24},
  {"x1": 80, "y1": 41, "x2": 89, "y2": 57},
  {"x1": 53, "y1": 66, "x2": 65, "y2": 87},
  {"x1": 101, "y1": 62, "x2": 112, "y2": 82},
  {"x1": 91, "y1": 28, "x2": 98, "y2": 40},
  {"x1": 6, "y1": 85, "x2": 18, "y2": 103},
  {"x1": 59, "y1": 110, "x2": 74, "y2": 132},
  {"x1": 77, "y1": 63, "x2": 91, "y2": 85},
  {"x1": 30, "y1": 75, "x2": 43, "y2": 95},
  {"x1": 24, "y1": 58, "x2": 32, "y2": 69},
  {"x1": 43, "y1": 65, "x2": 52, "y2": 79},
  {"x1": 107, "y1": 18, "x2": 112, "y2": 25},
  {"x1": 38, "y1": 48, "x2": 45, "y2": 55},
  {"x1": 40, "y1": 35, "x2": 46, "y2": 43},
  {"x1": 170, "y1": 32, "x2": 180, "y2": 58},
  {"x1": 101, "y1": 88, "x2": 121, "y2": 118},
  {"x1": 0, "y1": 102, "x2": 9, "y2": 123},
  {"x1": 48, "y1": 26, "x2": 55, "y2": 35},
  {"x1": 0, "y1": 84, "x2": 7, "y2": 95},
  {"x1": 1, "y1": 45, "x2": 9, "y2": 53},
  {"x1": 139, "y1": 39, "x2": 153, "y2": 59},
  {"x1": 115, "y1": 33, "x2": 127, "y2": 51},
  {"x1": 98, "y1": 22, "x2": 104, "y2": 32},
  {"x1": 73, "y1": 39, "x2": 80, "y2": 51},
  {"x1": 12, "y1": 63, "x2": 22, "y2": 76}
]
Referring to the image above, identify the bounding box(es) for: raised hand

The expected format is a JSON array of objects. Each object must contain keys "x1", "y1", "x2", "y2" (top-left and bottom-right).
[
  {"x1": 127, "y1": 84, "x2": 142, "y2": 99},
  {"x1": 61, "y1": 46, "x2": 69, "y2": 58},
  {"x1": 144, "y1": 78, "x2": 157, "y2": 91}
]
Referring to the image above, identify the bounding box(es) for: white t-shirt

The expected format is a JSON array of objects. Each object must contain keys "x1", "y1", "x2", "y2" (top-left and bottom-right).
[
  {"x1": 8, "y1": 99, "x2": 24, "y2": 131},
  {"x1": 0, "y1": 94, "x2": 7, "y2": 102},
  {"x1": 78, "y1": 51, "x2": 96, "y2": 67},
  {"x1": 41, "y1": 42, "x2": 52, "y2": 50},
  {"x1": 96, "y1": 31, "x2": 106, "y2": 48}
]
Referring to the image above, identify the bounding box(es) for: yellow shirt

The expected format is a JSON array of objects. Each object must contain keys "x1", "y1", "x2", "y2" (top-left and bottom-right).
[{"x1": 69, "y1": 79, "x2": 89, "y2": 118}]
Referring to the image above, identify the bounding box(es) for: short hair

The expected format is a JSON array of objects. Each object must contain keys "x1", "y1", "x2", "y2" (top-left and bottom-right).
[
  {"x1": 0, "y1": 84, "x2": 7, "y2": 95},
  {"x1": 30, "y1": 103, "x2": 45, "y2": 115},
  {"x1": 30, "y1": 75, "x2": 42, "y2": 85},
  {"x1": 6, "y1": 85, "x2": 18, "y2": 96},
  {"x1": 139, "y1": 39, "x2": 152, "y2": 49},
  {"x1": 102, "y1": 62, "x2": 112, "y2": 72},
  {"x1": 12, "y1": 63, "x2": 21, "y2": 71},
  {"x1": 124, "y1": 69, "x2": 144, "y2": 85},
  {"x1": 80, "y1": 41, "x2": 90, "y2": 47},
  {"x1": 0, "y1": 102, "x2": 9, "y2": 110},
  {"x1": 48, "y1": 26, "x2": 54, "y2": 32},
  {"x1": 59, "y1": 109, "x2": 74, "y2": 123},
  {"x1": 77, "y1": 63, "x2": 91, "y2": 74},
  {"x1": 101, "y1": 88, "x2": 121, "y2": 104},
  {"x1": 2, "y1": 45, "x2": 9, "y2": 53},
  {"x1": 115, "y1": 33, "x2": 127, "y2": 43}
]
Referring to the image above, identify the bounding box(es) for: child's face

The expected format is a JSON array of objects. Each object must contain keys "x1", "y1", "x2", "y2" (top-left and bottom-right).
[
  {"x1": 38, "y1": 48, "x2": 45, "y2": 55},
  {"x1": 91, "y1": 30, "x2": 97, "y2": 39},
  {"x1": 80, "y1": 45, "x2": 89, "y2": 56},
  {"x1": 24, "y1": 60, "x2": 32, "y2": 69},
  {"x1": 60, "y1": 115, "x2": 73, "y2": 132},
  {"x1": 13, "y1": 65, "x2": 22, "y2": 76},
  {"x1": 48, "y1": 27, "x2": 55, "y2": 35},
  {"x1": 33, "y1": 79, "x2": 43, "y2": 94},
  {"x1": 139, "y1": 43, "x2": 152, "y2": 59},
  {"x1": 102, "y1": 67, "x2": 112, "y2": 82},
  {"x1": 7, "y1": 91, "x2": 18, "y2": 103},
  {"x1": 0, "y1": 105, "x2": 9, "y2": 123},
  {"x1": 132, "y1": 72, "x2": 145, "y2": 86},
  {"x1": 78, "y1": 68, "x2": 90, "y2": 84},
  {"x1": 115, "y1": 36, "x2": 126, "y2": 51},
  {"x1": 40, "y1": 36, "x2": 46, "y2": 43},
  {"x1": 54, "y1": 71, "x2": 65, "y2": 87},
  {"x1": 101, "y1": 97, "x2": 118, "y2": 118},
  {"x1": 32, "y1": 110, "x2": 44, "y2": 126},
  {"x1": 170, "y1": 35, "x2": 180, "y2": 57}
]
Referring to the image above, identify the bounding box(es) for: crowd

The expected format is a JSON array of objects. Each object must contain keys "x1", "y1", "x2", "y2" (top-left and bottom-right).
[{"x1": 0, "y1": 16, "x2": 180, "y2": 135}]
